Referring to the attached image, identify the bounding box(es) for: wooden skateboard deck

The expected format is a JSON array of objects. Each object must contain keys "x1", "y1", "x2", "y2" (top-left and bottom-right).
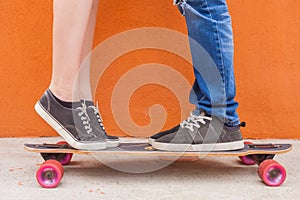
[{"x1": 24, "y1": 142, "x2": 292, "y2": 157}]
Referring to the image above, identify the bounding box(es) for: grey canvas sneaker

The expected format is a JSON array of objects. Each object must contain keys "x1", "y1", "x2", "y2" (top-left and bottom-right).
[
  {"x1": 152, "y1": 112, "x2": 244, "y2": 151},
  {"x1": 35, "y1": 89, "x2": 111, "y2": 150},
  {"x1": 148, "y1": 125, "x2": 180, "y2": 145}
]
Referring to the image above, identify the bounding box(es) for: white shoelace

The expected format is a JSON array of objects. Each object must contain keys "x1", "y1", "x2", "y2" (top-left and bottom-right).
[
  {"x1": 76, "y1": 100, "x2": 93, "y2": 134},
  {"x1": 180, "y1": 112, "x2": 212, "y2": 132},
  {"x1": 88, "y1": 102, "x2": 106, "y2": 131}
]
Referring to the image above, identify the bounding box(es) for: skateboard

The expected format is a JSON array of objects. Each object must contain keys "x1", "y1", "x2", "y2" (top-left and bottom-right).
[{"x1": 24, "y1": 141, "x2": 292, "y2": 188}]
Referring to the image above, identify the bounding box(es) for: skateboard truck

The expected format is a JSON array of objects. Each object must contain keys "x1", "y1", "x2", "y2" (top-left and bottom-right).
[
  {"x1": 251, "y1": 154, "x2": 275, "y2": 164},
  {"x1": 246, "y1": 143, "x2": 279, "y2": 164}
]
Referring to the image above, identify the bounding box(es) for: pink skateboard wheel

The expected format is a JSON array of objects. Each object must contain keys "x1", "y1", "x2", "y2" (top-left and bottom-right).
[
  {"x1": 56, "y1": 141, "x2": 73, "y2": 165},
  {"x1": 239, "y1": 155, "x2": 255, "y2": 165},
  {"x1": 59, "y1": 153, "x2": 73, "y2": 165},
  {"x1": 258, "y1": 159, "x2": 286, "y2": 187},
  {"x1": 36, "y1": 160, "x2": 64, "y2": 188}
]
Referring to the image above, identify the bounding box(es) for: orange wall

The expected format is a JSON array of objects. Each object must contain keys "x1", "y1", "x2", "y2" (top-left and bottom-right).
[{"x1": 0, "y1": 0, "x2": 299, "y2": 138}]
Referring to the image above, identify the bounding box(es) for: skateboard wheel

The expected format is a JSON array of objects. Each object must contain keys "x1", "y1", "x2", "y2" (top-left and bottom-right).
[
  {"x1": 56, "y1": 141, "x2": 69, "y2": 146},
  {"x1": 239, "y1": 155, "x2": 255, "y2": 165},
  {"x1": 56, "y1": 141, "x2": 73, "y2": 165},
  {"x1": 59, "y1": 153, "x2": 73, "y2": 165},
  {"x1": 258, "y1": 159, "x2": 286, "y2": 187},
  {"x1": 239, "y1": 142, "x2": 255, "y2": 165},
  {"x1": 36, "y1": 160, "x2": 64, "y2": 188}
]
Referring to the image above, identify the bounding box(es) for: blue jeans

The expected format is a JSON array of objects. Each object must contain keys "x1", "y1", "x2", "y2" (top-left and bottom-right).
[{"x1": 176, "y1": 0, "x2": 239, "y2": 126}]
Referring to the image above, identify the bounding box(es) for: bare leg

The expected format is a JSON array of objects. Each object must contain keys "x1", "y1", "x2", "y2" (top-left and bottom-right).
[
  {"x1": 49, "y1": 0, "x2": 99, "y2": 102},
  {"x1": 35, "y1": 0, "x2": 120, "y2": 150}
]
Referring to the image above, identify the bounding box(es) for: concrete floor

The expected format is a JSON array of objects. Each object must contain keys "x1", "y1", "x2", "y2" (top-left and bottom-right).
[{"x1": 0, "y1": 137, "x2": 299, "y2": 200}]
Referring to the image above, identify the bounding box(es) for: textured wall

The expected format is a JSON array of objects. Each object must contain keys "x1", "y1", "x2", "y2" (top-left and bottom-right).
[{"x1": 0, "y1": 0, "x2": 299, "y2": 138}]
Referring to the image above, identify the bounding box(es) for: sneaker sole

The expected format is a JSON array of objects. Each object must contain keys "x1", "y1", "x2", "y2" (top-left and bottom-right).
[
  {"x1": 148, "y1": 138, "x2": 155, "y2": 146},
  {"x1": 152, "y1": 140, "x2": 244, "y2": 152},
  {"x1": 35, "y1": 102, "x2": 107, "y2": 150},
  {"x1": 107, "y1": 140, "x2": 120, "y2": 148}
]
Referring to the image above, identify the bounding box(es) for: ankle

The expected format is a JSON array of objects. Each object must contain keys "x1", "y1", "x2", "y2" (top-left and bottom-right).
[
  {"x1": 48, "y1": 87, "x2": 78, "y2": 102},
  {"x1": 48, "y1": 90, "x2": 75, "y2": 108}
]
